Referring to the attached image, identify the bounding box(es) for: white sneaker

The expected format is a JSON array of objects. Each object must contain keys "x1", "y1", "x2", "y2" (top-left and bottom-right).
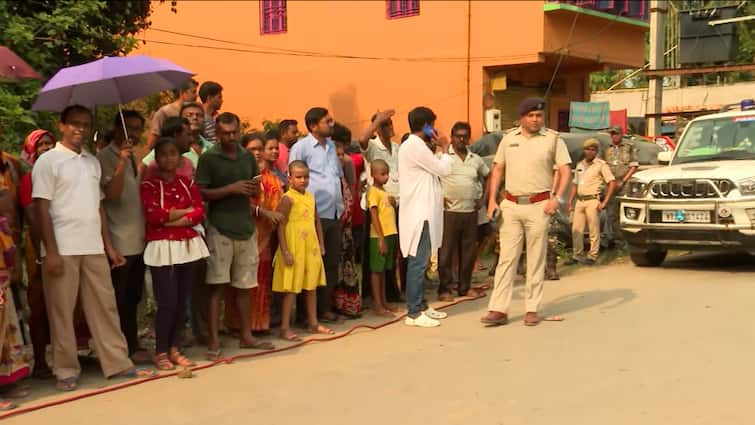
[
  {"x1": 424, "y1": 306, "x2": 448, "y2": 320},
  {"x1": 404, "y1": 312, "x2": 440, "y2": 328}
]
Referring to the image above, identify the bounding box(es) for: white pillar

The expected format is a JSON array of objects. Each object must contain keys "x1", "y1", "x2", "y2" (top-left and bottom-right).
[{"x1": 647, "y1": 0, "x2": 667, "y2": 137}]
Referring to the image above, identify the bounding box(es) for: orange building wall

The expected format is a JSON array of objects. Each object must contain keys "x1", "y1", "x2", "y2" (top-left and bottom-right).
[
  {"x1": 543, "y1": 12, "x2": 646, "y2": 68},
  {"x1": 138, "y1": 1, "x2": 643, "y2": 138},
  {"x1": 139, "y1": 0, "x2": 549, "y2": 138}
]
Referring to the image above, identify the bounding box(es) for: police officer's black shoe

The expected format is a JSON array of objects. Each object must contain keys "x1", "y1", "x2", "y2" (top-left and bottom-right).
[
  {"x1": 581, "y1": 258, "x2": 596, "y2": 266},
  {"x1": 564, "y1": 257, "x2": 580, "y2": 266}
]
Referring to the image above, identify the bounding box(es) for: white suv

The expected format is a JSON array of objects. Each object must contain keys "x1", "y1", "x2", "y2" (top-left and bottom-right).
[{"x1": 619, "y1": 109, "x2": 755, "y2": 266}]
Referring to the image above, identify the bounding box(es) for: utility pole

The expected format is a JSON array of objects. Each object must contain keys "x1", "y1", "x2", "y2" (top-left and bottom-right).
[{"x1": 647, "y1": 0, "x2": 666, "y2": 138}]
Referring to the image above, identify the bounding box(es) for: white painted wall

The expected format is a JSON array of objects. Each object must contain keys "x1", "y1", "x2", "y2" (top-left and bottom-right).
[{"x1": 590, "y1": 81, "x2": 755, "y2": 116}]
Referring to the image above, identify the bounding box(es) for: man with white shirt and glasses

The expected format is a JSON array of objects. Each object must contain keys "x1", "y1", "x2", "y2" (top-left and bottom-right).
[
  {"x1": 33, "y1": 105, "x2": 154, "y2": 391},
  {"x1": 399, "y1": 107, "x2": 452, "y2": 328}
]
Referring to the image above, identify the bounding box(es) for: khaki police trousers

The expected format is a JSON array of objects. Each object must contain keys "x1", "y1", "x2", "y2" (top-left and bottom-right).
[
  {"x1": 489, "y1": 200, "x2": 550, "y2": 314},
  {"x1": 43, "y1": 254, "x2": 133, "y2": 380},
  {"x1": 572, "y1": 199, "x2": 601, "y2": 260}
]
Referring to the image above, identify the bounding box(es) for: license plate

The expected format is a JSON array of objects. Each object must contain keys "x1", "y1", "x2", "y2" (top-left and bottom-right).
[{"x1": 661, "y1": 210, "x2": 710, "y2": 223}]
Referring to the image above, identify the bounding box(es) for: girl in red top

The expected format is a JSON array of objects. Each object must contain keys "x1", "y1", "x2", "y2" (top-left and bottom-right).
[{"x1": 140, "y1": 138, "x2": 209, "y2": 370}]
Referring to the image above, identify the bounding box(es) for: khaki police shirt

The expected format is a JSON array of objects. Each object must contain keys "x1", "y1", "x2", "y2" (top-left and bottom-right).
[
  {"x1": 493, "y1": 127, "x2": 571, "y2": 196},
  {"x1": 602, "y1": 141, "x2": 639, "y2": 180},
  {"x1": 573, "y1": 158, "x2": 615, "y2": 196}
]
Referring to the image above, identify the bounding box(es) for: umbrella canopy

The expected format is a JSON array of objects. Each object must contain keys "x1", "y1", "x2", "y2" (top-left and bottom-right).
[
  {"x1": 32, "y1": 55, "x2": 194, "y2": 111},
  {"x1": 0, "y1": 45, "x2": 41, "y2": 82}
]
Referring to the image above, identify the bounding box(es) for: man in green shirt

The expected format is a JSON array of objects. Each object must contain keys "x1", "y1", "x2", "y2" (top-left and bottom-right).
[{"x1": 195, "y1": 112, "x2": 274, "y2": 358}]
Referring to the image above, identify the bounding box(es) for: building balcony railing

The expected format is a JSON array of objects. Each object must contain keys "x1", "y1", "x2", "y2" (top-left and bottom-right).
[{"x1": 545, "y1": 0, "x2": 649, "y2": 21}]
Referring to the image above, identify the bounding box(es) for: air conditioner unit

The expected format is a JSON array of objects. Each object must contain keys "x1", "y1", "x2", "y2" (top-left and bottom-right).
[{"x1": 485, "y1": 109, "x2": 502, "y2": 132}]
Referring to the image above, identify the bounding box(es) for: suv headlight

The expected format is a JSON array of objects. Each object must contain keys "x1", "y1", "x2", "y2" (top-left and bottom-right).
[
  {"x1": 625, "y1": 179, "x2": 647, "y2": 198},
  {"x1": 738, "y1": 177, "x2": 755, "y2": 195}
]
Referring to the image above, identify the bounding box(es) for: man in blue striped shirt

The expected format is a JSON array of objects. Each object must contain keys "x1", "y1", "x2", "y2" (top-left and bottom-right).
[{"x1": 289, "y1": 107, "x2": 344, "y2": 323}]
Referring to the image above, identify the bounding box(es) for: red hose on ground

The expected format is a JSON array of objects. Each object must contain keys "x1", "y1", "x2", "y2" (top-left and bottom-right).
[{"x1": 0, "y1": 295, "x2": 481, "y2": 420}]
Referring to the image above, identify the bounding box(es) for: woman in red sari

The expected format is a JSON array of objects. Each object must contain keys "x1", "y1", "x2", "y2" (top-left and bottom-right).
[{"x1": 224, "y1": 132, "x2": 284, "y2": 333}]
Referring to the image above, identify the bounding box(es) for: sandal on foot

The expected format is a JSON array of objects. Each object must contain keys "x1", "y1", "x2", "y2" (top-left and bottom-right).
[
  {"x1": 279, "y1": 330, "x2": 302, "y2": 342},
  {"x1": 131, "y1": 350, "x2": 151, "y2": 365},
  {"x1": 239, "y1": 340, "x2": 275, "y2": 350},
  {"x1": 55, "y1": 377, "x2": 78, "y2": 392},
  {"x1": 169, "y1": 351, "x2": 195, "y2": 367},
  {"x1": 319, "y1": 313, "x2": 343, "y2": 324},
  {"x1": 373, "y1": 309, "x2": 395, "y2": 318},
  {"x1": 1, "y1": 385, "x2": 30, "y2": 399},
  {"x1": 117, "y1": 367, "x2": 158, "y2": 379},
  {"x1": 153, "y1": 353, "x2": 175, "y2": 371},
  {"x1": 0, "y1": 399, "x2": 17, "y2": 411},
  {"x1": 205, "y1": 349, "x2": 222, "y2": 361},
  {"x1": 462, "y1": 289, "x2": 486, "y2": 299},
  {"x1": 307, "y1": 324, "x2": 335, "y2": 335}
]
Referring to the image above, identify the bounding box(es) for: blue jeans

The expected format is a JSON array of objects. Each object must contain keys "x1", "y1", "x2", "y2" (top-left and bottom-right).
[{"x1": 406, "y1": 221, "x2": 431, "y2": 317}]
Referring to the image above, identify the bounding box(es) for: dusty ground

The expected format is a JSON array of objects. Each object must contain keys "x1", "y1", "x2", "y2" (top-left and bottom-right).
[{"x1": 6, "y1": 252, "x2": 755, "y2": 425}]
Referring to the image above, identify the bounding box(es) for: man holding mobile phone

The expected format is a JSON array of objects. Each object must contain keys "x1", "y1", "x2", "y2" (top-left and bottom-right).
[
  {"x1": 98, "y1": 110, "x2": 148, "y2": 362},
  {"x1": 195, "y1": 112, "x2": 274, "y2": 360},
  {"x1": 398, "y1": 106, "x2": 453, "y2": 328}
]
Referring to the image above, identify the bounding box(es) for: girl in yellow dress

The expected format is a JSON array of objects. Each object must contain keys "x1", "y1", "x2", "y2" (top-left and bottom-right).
[{"x1": 272, "y1": 161, "x2": 333, "y2": 341}]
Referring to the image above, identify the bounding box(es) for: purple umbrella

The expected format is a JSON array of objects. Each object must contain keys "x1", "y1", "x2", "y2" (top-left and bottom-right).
[{"x1": 32, "y1": 55, "x2": 194, "y2": 111}]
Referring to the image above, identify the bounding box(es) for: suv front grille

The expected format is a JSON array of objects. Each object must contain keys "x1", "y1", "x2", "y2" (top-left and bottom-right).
[{"x1": 648, "y1": 179, "x2": 733, "y2": 199}]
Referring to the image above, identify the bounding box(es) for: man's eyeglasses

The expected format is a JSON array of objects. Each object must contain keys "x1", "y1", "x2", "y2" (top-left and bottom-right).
[{"x1": 452, "y1": 133, "x2": 470, "y2": 140}]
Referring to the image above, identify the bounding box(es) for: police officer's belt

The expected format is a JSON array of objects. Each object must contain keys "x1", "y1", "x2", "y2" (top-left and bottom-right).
[
  {"x1": 576, "y1": 194, "x2": 599, "y2": 201},
  {"x1": 504, "y1": 191, "x2": 550, "y2": 205}
]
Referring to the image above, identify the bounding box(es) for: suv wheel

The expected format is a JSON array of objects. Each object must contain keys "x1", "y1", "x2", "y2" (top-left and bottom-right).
[{"x1": 629, "y1": 246, "x2": 667, "y2": 267}]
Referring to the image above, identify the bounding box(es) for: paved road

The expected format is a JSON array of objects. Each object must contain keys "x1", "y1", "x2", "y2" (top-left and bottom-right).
[{"x1": 8, "y1": 253, "x2": 755, "y2": 425}]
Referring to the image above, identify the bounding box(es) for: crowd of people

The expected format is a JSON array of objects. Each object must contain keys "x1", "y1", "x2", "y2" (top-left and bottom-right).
[{"x1": 0, "y1": 78, "x2": 639, "y2": 410}]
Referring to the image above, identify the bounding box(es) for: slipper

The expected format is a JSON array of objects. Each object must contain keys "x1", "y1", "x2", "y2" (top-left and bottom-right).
[
  {"x1": 307, "y1": 324, "x2": 335, "y2": 335},
  {"x1": 462, "y1": 289, "x2": 486, "y2": 299},
  {"x1": 1, "y1": 386, "x2": 30, "y2": 399},
  {"x1": 239, "y1": 340, "x2": 275, "y2": 350},
  {"x1": 153, "y1": 353, "x2": 175, "y2": 371},
  {"x1": 117, "y1": 367, "x2": 158, "y2": 379},
  {"x1": 0, "y1": 399, "x2": 17, "y2": 411},
  {"x1": 544, "y1": 315, "x2": 565, "y2": 322},
  {"x1": 480, "y1": 312, "x2": 508, "y2": 326},
  {"x1": 280, "y1": 330, "x2": 302, "y2": 342},
  {"x1": 205, "y1": 349, "x2": 222, "y2": 362},
  {"x1": 55, "y1": 376, "x2": 78, "y2": 392},
  {"x1": 319, "y1": 313, "x2": 343, "y2": 324},
  {"x1": 130, "y1": 350, "x2": 152, "y2": 365}
]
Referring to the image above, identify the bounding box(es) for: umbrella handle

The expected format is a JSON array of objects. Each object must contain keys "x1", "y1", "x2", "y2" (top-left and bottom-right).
[
  {"x1": 118, "y1": 105, "x2": 137, "y2": 177},
  {"x1": 118, "y1": 105, "x2": 129, "y2": 141}
]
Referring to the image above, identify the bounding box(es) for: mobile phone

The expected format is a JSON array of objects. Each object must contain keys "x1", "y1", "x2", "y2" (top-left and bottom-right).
[{"x1": 422, "y1": 123, "x2": 437, "y2": 139}]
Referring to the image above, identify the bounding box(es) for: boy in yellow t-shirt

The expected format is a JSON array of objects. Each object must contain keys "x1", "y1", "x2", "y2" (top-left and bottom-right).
[{"x1": 367, "y1": 159, "x2": 398, "y2": 317}]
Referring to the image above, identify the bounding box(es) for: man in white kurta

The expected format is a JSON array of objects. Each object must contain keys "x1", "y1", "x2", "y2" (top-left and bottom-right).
[{"x1": 398, "y1": 107, "x2": 452, "y2": 328}]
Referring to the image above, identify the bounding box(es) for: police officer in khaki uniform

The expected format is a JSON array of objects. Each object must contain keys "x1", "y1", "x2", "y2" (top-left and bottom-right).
[
  {"x1": 565, "y1": 138, "x2": 616, "y2": 265},
  {"x1": 481, "y1": 98, "x2": 571, "y2": 327},
  {"x1": 602, "y1": 126, "x2": 638, "y2": 247}
]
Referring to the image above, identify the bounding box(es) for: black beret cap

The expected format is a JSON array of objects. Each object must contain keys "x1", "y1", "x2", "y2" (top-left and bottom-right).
[{"x1": 518, "y1": 97, "x2": 545, "y2": 117}]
